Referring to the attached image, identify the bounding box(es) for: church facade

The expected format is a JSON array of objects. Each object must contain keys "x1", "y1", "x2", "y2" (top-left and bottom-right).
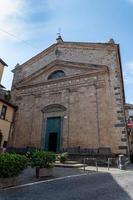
[{"x1": 10, "y1": 37, "x2": 128, "y2": 155}]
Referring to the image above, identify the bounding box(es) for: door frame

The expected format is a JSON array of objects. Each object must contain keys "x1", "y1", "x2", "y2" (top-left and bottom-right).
[
  {"x1": 42, "y1": 116, "x2": 64, "y2": 152},
  {"x1": 45, "y1": 116, "x2": 61, "y2": 152},
  {"x1": 41, "y1": 104, "x2": 66, "y2": 152}
]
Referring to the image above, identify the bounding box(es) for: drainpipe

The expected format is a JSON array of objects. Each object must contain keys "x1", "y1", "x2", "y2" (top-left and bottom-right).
[{"x1": 7, "y1": 107, "x2": 17, "y2": 148}]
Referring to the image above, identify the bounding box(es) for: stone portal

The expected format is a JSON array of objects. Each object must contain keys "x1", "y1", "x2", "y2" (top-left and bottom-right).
[{"x1": 45, "y1": 117, "x2": 61, "y2": 152}]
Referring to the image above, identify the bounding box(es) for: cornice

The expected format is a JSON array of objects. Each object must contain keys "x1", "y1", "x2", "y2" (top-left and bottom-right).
[
  {"x1": 14, "y1": 59, "x2": 108, "y2": 87},
  {"x1": 14, "y1": 69, "x2": 107, "y2": 90}
]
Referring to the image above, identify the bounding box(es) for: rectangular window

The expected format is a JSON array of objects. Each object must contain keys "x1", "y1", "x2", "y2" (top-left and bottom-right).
[{"x1": 0, "y1": 105, "x2": 7, "y2": 120}]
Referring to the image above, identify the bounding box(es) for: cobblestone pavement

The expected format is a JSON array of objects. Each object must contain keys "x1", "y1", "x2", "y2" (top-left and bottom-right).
[{"x1": 1, "y1": 171, "x2": 133, "y2": 200}]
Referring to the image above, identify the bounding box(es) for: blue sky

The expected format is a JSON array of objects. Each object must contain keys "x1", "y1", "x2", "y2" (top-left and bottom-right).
[{"x1": 0, "y1": 0, "x2": 133, "y2": 103}]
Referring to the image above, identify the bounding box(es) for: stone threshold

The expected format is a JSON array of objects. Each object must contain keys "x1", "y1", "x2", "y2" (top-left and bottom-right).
[{"x1": 54, "y1": 161, "x2": 84, "y2": 168}]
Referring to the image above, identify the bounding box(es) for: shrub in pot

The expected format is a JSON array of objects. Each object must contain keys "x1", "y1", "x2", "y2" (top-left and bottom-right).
[
  {"x1": 59, "y1": 152, "x2": 68, "y2": 163},
  {"x1": 31, "y1": 151, "x2": 56, "y2": 178},
  {"x1": 0, "y1": 153, "x2": 28, "y2": 188},
  {"x1": 25, "y1": 147, "x2": 38, "y2": 163}
]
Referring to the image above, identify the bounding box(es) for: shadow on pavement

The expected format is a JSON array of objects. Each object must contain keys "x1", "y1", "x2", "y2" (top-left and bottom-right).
[{"x1": 0, "y1": 172, "x2": 133, "y2": 200}]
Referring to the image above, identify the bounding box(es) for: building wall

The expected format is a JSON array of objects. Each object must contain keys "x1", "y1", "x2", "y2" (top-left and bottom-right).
[
  {"x1": 0, "y1": 101, "x2": 14, "y2": 147},
  {"x1": 125, "y1": 105, "x2": 133, "y2": 152},
  {"x1": 11, "y1": 42, "x2": 127, "y2": 155},
  {"x1": 0, "y1": 63, "x2": 4, "y2": 83}
]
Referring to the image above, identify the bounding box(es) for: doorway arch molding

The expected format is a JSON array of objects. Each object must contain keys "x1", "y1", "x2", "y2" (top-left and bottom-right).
[
  {"x1": 42, "y1": 104, "x2": 66, "y2": 113},
  {"x1": 41, "y1": 104, "x2": 67, "y2": 151}
]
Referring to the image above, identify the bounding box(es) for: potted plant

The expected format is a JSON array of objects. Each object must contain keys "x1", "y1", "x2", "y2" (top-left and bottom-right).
[
  {"x1": 31, "y1": 151, "x2": 56, "y2": 178},
  {"x1": 59, "y1": 152, "x2": 68, "y2": 163},
  {"x1": 0, "y1": 153, "x2": 28, "y2": 189}
]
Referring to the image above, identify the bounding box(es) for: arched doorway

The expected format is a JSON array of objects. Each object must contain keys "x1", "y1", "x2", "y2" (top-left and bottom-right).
[
  {"x1": 45, "y1": 116, "x2": 61, "y2": 152},
  {"x1": 42, "y1": 104, "x2": 66, "y2": 152}
]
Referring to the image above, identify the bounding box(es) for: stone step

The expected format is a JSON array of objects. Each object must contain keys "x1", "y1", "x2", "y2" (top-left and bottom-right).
[
  {"x1": 64, "y1": 160, "x2": 79, "y2": 164},
  {"x1": 55, "y1": 161, "x2": 84, "y2": 168}
]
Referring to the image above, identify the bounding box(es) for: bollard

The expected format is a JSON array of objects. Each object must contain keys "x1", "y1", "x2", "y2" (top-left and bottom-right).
[{"x1": 118, "y1": 155, "x2": 126, "y2": 170}]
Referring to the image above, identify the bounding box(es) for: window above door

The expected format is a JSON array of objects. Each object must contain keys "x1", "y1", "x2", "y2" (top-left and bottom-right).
[{"x1": 47, "y1": 70, "x2": 65, "y2": 80}]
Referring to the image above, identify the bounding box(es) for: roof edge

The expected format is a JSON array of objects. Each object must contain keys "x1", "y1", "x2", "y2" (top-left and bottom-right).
[
  {"x1": 0, "y1": 98, "x2": 17, "y2": 109},
  {"x1": 0, "y1": 58, "x2": 8, "y2": 67},
  {"x1": 116, "y1": 44, "x2": 125, "y2": 103},
  {"x1": 13, "y1": 40, "x2": 117, "y2": 71},
  {"x1": 14, "y1": 43, "x2": 57, "y2": 71}
]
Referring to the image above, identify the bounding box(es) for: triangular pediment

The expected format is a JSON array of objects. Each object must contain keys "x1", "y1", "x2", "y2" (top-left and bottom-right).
[{"x1": 16, "y1": 60, "x2": 108, "y2": 87}]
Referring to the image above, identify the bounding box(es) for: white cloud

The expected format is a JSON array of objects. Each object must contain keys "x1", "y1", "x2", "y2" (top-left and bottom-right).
[
  {"x1": 0, "y1": 0, "x2": 67, "y2": 42},
  {"x1": 0, "y1": 0, "x2": 26, "y2": 41},
  {"x1": 0, "y1": 0, "x2": 23, "y2": 15}
]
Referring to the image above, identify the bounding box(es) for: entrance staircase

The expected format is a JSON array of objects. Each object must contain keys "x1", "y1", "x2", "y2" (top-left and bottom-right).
[{"x1": 55, "y1": 160, "x2": 84, "y2": 168}]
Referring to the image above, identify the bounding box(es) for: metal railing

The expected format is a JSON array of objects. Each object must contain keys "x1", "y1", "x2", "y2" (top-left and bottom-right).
[
  {"x1": 107, "y1": 158, "x2": 118, "y2": 170},
  {"x1": 83, "y1": 156, "x2": 130, "y2": 172},
  {"x1": 83, "y1": 158, "x2": 98, "y2": 172}
]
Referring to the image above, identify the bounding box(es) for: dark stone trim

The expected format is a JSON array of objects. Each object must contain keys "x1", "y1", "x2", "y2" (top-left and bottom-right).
[
  {"x1": 119, "y1": 146, "x2": 127, "y2": 150},
  {"x1": 114, "y1": 87, "x2": 120, "y2": 90},
  {"x1": 114, "y1": 123, "x2": 125, "y2": 127},
  {"x1": 115, "y1": 98, "x2": 121, "y2": 101},
  {"x1": 117, "y1": 117, "x2": 125, "y2": 123},
  {"x1": 120, "y1": 120, "x2": 125, "y2": 123},
  {"x1": 121, "y1": 138, "x2": 127, "y2": 142},
  {"x1": 117, "y1": 117, "x2": 124, "y2": 121},
  {"x1": 117, "y1": 110, "x2": 123, "y2": 113},
  {"x1": 122, "y1": 131, "x2": 126, "y2": 134},
  {"x1": 115, "y1": 92, "x2": 120, "y2": 95}
]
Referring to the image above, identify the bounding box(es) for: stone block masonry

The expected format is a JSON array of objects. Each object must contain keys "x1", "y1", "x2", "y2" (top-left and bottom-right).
[{"x1": 10, "y1": 39, "x2": 128, "y2": 155}]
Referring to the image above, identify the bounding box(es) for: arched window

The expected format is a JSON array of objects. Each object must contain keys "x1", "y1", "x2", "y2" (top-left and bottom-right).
[{"x1": 48, "y1": 70, "x2": 65, "y2": 80}]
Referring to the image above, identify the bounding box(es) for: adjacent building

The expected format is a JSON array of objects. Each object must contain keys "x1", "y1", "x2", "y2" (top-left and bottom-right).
[
  {"x1": 0, "y1": 59, "x2": 16, "y2": 149},
  {"x1": 124, "y1": 103, "x2": 133, "y2": 153},
  {"x1": 10, "y1": 37, "x2": 128, "y2": 155}
]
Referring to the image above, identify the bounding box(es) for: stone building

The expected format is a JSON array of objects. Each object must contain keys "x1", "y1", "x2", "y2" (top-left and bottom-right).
[
  {"x1": 124, "y1": 103, "x2": 133, "y2": 153},
  {"x1": 10, "y1": 37, "x2": 128, "y2": 155}
]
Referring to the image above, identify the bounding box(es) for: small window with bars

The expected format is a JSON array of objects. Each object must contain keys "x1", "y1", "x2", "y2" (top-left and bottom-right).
[{"x1": 0, "y1": 105, "x2": 7, "y2": 120}]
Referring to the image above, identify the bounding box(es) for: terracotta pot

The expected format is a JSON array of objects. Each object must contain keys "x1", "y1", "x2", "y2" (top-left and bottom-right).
[
  {"x1": 36, "y1": 167, "x2": 53, "y2": 178},
  {"x1": 0, "y1": 177, "x2": 18, "y2": 189}
]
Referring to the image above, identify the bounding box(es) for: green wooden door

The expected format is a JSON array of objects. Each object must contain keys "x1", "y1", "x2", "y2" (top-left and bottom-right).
[{"x1": 45, "y1": 117, "x2": 61, "y2": 152}]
